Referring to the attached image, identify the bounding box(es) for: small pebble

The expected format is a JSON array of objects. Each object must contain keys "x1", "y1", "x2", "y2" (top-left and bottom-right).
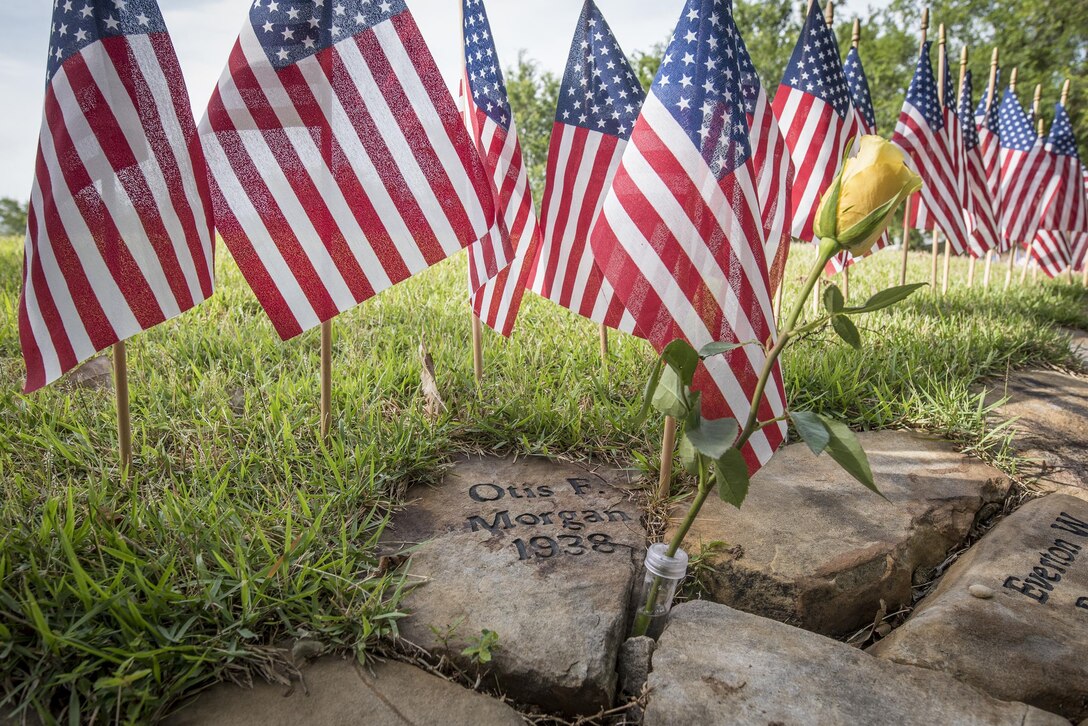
[{"x1": 968, "y1": 584, "x2": 994, "y2": 599}]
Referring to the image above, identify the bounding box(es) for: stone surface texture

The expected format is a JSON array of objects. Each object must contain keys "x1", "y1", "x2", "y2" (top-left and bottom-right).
[
  {"x1": 381, "y1": 456, "x2": 644, "y2": 716},
  {"x1": 870, "y1": 494, "x2": 1088, "y2": 720},
  {"x1": 66, "y1": 356, "x2": 112, "y2": 391},
  {"x1": 166, "y1": 657, "x2": 523, "y2": 726},
  {"x1": 644, "y1": 600, "x2": 1067, "y2": 726},
  {"x1": 670, "y1": 431, "x2": 1011, "y2": 635},
  {"x1": 987, "y1": 369, "x2": 1088, "y2": 501},
  {"x1": 618, "y1": 636, "x2": 655, "y2": 697}
]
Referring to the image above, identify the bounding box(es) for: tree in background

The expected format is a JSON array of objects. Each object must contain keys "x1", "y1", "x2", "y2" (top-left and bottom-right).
[
  {"x1": 0, "y1": 198, "x2": 28, "y2": 237},
  {"x1": 504, "y1": 53, "x2": 560, "y2": 204}
]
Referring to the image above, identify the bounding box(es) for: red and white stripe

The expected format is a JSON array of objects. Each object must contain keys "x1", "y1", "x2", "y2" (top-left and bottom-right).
[
  {"x1": 21, "y1": 33, "x2": 214, "y2": 393},
  {"x1": 999, "y1": 138, "x2": 1055, "y2": 248},
  {"x1": 773, "y1": 87, "x2": 859, "y2": 244},
  {"x1": 590, "y1": 94, "x2": 786, "y2": 472},
  {"x1": 461, "y1": 85, "x2": 542, "y2": 338},
  {"x1": 1041, "y1": 153, "x2": 1088, "y2": 235},
  {"x1": 894, "y1": 101, "x2": 972, "y2": 256},
  {"x1": 1030, "y1": 230, "x2": 1071, "y2": 277},
  {"x1": 201, "y1": 13, "x2": 494, "y2": 340},
  {"x1": 976, "y1": 111, "x2": 1005, "y2": 252},
  {"x1": 749, "y1": 87, "x2": 794, "y2": 295},
  {"x1": 529, "y1": 123, "x2": 635, "y2": 332}
]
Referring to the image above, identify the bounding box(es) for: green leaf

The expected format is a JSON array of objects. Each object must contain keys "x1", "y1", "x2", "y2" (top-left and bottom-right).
[
  {"x1": 817, "y1": 415, "x2": 884, "y2": 499},
  {"x1": 685, "y1": 417, "x2": 740, "y2": 460},
  {"x1": 823, "y1": 284, "x2": 844, "y2": 314},
  {"x1": 715, "y1": 448, "x2": 750, "y2": 508},
  {"x1": 790, "y1": 411, "x2": 830, "y2": 455},
  {"x1": 698, "y1": 341, "x2": 748, "y2": 359},
  {"x1": 844, "y1": 283, "x2": 927, "y2": 315},
  {"x1": 831, "y1": 314, "x2": 862, "y2": 350},
  {"x1": 651, "y1": 365, "x2": 688, "y2": 418},
  {"x1": 661, "y1": 339, "x2": 700, "y2": 386},
  {"x1": 637, "y1": 358, "x2": 665, "y2": 422},
  {"x1": 678, "y1": 435, "x2": 700, "y2": 475}
]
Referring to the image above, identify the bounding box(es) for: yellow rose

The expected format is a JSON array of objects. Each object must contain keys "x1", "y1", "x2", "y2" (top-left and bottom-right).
[{"x1": 814, "y1": 135, "x2": 923, "y2": 256}]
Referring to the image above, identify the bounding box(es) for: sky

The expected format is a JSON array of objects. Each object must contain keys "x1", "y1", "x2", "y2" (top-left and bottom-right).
[{"x1": 0, "y1": 0, "x2": 880, "y2": 201}]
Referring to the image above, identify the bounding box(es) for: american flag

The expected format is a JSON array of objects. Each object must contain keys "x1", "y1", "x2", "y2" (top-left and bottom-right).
[
  {"x1": 590, "y1": 0, "x2": 786, "y2": 473},
  {"x1": 997, "y1": 87, "x2": 1054, "y2": 247},
  {"x1": 1030, "y1": 229, "x2": 1072, "y2": 277},
  {"x1": 1075, "y1": 168, "x2": 1088, "y2": 271},
  {"x1": 772, "y1": 0, "x2": 858, "y2": 244},
  {"x1": 732, "y1": 12, "x2": 793, "y2": 296},
  {"x1": 973, "y1": 69, "x2": 1005, "y2": 251},
  {"x1": 828, "y1": 43, "x2": 884, "y2": 273},
  {"x1": 959, "y1": 70, "x2": 1000, "y2": 257},
  {"x1": 528, "y1": 0, "x2": 641, "y2": 333},
  {"x1": 1040, "y1": 102, "x2": 1088, "y2": 234},
  {"x1": 200, "y1": 0, "x2": 495, "y2": 341},
  {"x1": 20, "y1": 0, "x2": 215, "y2": 393},
  {"x1": 461, "y1": 0, "x2": 542, "y2": 337},
  {"x1": 893, "y1": 42, "x2": 972, "y2": 255}
]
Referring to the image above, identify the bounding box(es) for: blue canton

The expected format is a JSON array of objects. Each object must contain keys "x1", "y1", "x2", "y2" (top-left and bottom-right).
[
  {"x1": 249, "y1": 0, "x2": 406, "y2": 70},
  {"x1": 780, "y1": 1, "x2": 851, "y2": 119},
  {"x1": 1048, "y1": 103, "x2": 1081, "y2": 160},
  {"x1": 653, "y1": 0, "x2": 752, "y2": 180},
  {"x1": 46, "y1": 0, "x2": 167, "y2": 83},
  {"x1": 998, "y1": 88, "x2": 1036, "y2": 151},
  {"x1": 729, "y1": 10, "x2": 766, "y2": 118},
  {"x1": 843, "y1": 47, "x2": 875, "y2": 130},
  {"x1": 940, "y1": 59, "x2": 956, "y2": 115},
  {"x1": 463, "y1": 0, "x2": 510, "y2": 130},
  {"x1": 959, "y1": 70, "x2": 979, "y2": 151},
  {"x1": 905, "y1": 42, "x2": 943, "y2": 132},
  {"x1": 555, "y1": 0, "x2": 645, "y2": 140},
  {"x1": 973, "y1": 68, "x2": 1000, "y2": 130}
]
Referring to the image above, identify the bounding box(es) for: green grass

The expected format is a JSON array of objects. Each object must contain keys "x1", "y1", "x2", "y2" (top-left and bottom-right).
[{"x1": 0, "y1": 235, "x2": 1085, "y2": 723}]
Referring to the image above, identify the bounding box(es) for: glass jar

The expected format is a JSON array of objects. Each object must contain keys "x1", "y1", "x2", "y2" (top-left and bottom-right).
[{"x1": 632, "y1": 543, "x2": 689, "y2": 639}]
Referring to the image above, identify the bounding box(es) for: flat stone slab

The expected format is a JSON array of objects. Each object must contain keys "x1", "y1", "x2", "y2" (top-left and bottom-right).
[
  {"x1": 65, "y1": 355, "x2": 112, "y2": 391},
  {"x1": 870, "y1": 494, "x2": 1088, "y2": 720},
  {"x1": 381, "y1": 455, "x2": 644, "y2": 715},
  {"x1": 644, "y1": 600, "x2": 1066, "y2": 726},
  {"x1": 669, "y1": 431, "x2": 1011, "y2": 636},
  {"x1": 987, "y1": 369, "x2": 1088, "y2": 501},
  {"x1": 167, "y1": 657, "x2": 522, "y2": 726}
]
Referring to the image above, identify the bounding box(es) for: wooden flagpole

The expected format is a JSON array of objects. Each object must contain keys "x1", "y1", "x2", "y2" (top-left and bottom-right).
[
  {"x1": 113, "y1": 341, "x2": 132, "y2": 471},
  {"x1": 983, "y1": 47, "x2": 1000, "y2": 288},
  {"x1": 320, "y1": 321, "x2": 332, "y2": 439},
  {"x1": 931, "y1": 24, "x2": 947, "y2": 293},
  {"x1": 599, "y1": 323, "x2": 609, "y2": 370},
  {"x1": 1020, "y1": 84, "x2": 1044, "y2": 285},
  {"x1": 901, "y1": 8, "x2": 930, "y2": 286},
  {"x1": 1005, "y1": 68, "x2": 1019, "y2": 289},
  {"x1": 458, "y1": 0, "x2": 485, "y2": 389},
  {"x1": 943, "y1": 43, "x2": 968, "y2": 295}
]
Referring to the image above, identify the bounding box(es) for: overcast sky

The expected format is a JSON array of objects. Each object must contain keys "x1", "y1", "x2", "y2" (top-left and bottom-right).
[{"x1": 0, "y1": 0, "x2": 881, "y2": 201}]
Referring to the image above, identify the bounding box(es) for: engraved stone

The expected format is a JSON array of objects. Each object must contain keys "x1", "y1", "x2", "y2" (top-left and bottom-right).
[
  {"x1": 669, "y1": 431, "x2": 1011, "y2": 635},
  {"x1": 380, "y1": 456, "x2": 644, "y2": 716},
  {"x1": 645, "y1": 600, "x2": 1067, "y2": 726},
  {"x1": 870, "y1": 494, "x2": 1088, "y2": 721}
]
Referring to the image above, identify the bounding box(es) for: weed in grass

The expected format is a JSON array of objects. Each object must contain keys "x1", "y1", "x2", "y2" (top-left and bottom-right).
[{"x1": 0, "y1": 236, "x2": 1085, "y2": 721}]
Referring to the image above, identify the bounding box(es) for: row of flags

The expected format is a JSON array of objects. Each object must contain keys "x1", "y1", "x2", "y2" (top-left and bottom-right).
[{"x1": 17, "y1": 0, "x2": 1088, "y2": 474}]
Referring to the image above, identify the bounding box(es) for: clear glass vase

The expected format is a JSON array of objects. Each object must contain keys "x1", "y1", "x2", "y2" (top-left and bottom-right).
[{"x1": 631, "y1": 543, "x2": 688, "y2": 639}]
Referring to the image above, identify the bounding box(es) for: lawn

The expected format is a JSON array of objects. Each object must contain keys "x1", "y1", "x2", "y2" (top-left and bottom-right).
[{"x1": 1, "y1": 235, "x2": 1086, "y2": 723}]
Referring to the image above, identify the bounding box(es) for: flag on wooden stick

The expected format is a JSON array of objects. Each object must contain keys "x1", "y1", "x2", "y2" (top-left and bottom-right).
[
  {"x1": 997, "y1": 87, "x2": 1054, "y2": 248},
  {"x1": 893, "y1": 42, "x2": 972, "y2": 255},
  {"x1": 773, "y1": 1, "x2": 858, "y2": 245},
  {"x1": 1040, "y1": 102, "x2": 1088, "y2": 235},
  {"x1": 590, "y1": 0, "x2": 786, "y2": 473},
  {"x1": 461, "y1": 0, "x2": 542, "y2": 337},
  {"x1": 973, "y1": 68, "x2": 1006, "y2": 252},
  {"x1": 959, "y1": 70, "x2": 1001, "y2": 257},
  {"x1": 20, "y1": 0, "x2": 215, "y2": 393},
  {"x1": 528, "y1": 0, "x2": 642, "y2": 333},
  {"x1": 200, "y1": 0, "x2": 495, "y2": 340}
]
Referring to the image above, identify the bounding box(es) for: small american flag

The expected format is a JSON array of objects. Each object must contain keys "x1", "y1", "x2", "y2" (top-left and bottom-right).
[
  {"x1": 461, "y1": 0, "x2": 542, "y2": 337},
  {"x1": 201, "y1": 0, "x2": 495, "y2": 341},
  {"x1": 772, "y1": 0, "x2": 858, "y2": 244},
  {"x1": 828, "y1": 43, "x2": 884, "y2": 274},
  {"x1": 1075, "y1": 169, "x2": 1088, "y2": 271},
  {"x1": 528, "y1": 0, "x2": 642, "y2": 333},
  {"x1": 590, "y1": 0, "x2": 786, "y2": 473},
  {"x1": 1040, "y1": 102, "x2": 1088, "y2": 234},
  {"x1": 733, "y1": 13, "x2": 793, "y2": 296},
  {"x1": 1031, "y1": 230, "x2": 1072, "y2": 277},
  {"x1": 998, "y1": 87, "x2": 1054, "y2": 247},
  {"x1": 893, "y1": 42, "x2": 972, "y2": 255},
  {"x1": 973, "y1": 69, "x2": 1005, "y2": 251},
  {"x1": 20, "y1": 0, "x2": 215, "y2": 393},
  {"x1": 959, "y1": 70, "x2": 1000, "y2": 257}
]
